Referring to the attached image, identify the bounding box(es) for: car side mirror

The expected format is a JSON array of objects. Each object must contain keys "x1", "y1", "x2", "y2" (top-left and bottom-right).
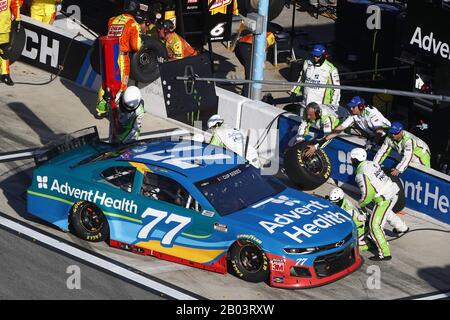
[{"x1": 201, "y1": 210, "x2": 215, "y2": 218}]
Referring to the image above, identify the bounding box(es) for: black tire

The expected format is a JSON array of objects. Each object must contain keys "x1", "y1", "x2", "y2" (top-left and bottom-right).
[
  {"x1": 8, "y1": 21, "x2": 26, "y2": 65},
  {"x1": 238, "y1": 0, "x2": 285, "y2": 21},
  {"x1": 129, "y1": 37, "x2": 168, "y2": 84},
  {"x1": 284, "y1": 141, "x2": 332, "y2": 190},
  {"x1": 89, "y1": 38, "x2": 101, "y2": 75},
  {"x1": 229, "y1": 240, "x2": 269, "y2": 283},
  {"x1": 69, "y1": 201, "x2": 109, "y2": 242},
  {"x1": 382, "y1": 168, "x2": 405, "y2": 213}
]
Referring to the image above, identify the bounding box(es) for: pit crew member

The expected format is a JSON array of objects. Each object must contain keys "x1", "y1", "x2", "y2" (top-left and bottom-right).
[
  {"x1": 106, "y1": 86, "x2": 145, "y2": 144},
  {"x1": 234, "y1": 31, "x2": 275, "y2": 97},
  {"x1": 30, "y1": 0, "x2": 62, "y2": 25},
  {"x1": 0, "y1": 0, "x2": 21, "y2": 86},
  {"x1": 373, "y1": 121, "x2": 431, "y2": 176},
  {"x1": 296, "y1": 102, "x2": 341, "y2": 157},
  {"x1": 96, "y1": 4, "x2": 149, "y2": 117},
  {"x1": 350, "y1": 148, "x2": 409, "y2": 261},
  {"x1": 157, "y1": 20, "x2": 197, "y2": 61},
  {"x1": 207, "y1": 114, "x2": 260, "y2": 168},
  {"x1": 324, "y1": 96, "x2": 391, "y2": 148},
  {"x1": 329, "y1": 187, "x2": 369, "y2": 251},
  {"x1": 291, "y1": 44, "x2": 341, "y2": 105}
]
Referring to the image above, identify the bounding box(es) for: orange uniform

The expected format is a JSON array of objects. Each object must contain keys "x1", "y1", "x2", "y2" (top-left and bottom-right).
[
  {"x1": 97, "y1": 13, "x2": 142, "y2": 115},
  {"x1": 0, "y1": 0, "x2": 22, "y2": 76},
  {"x1": 165, "y1": 32, "x2": 197, "y2": 60},
  {"x1": 239, "y1": 32, "x2": 276, "y2": 48}
]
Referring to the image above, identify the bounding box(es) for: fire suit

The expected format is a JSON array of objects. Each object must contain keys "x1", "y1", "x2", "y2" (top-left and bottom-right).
[
  {"x1": 339, "y1": 197, "x2": 369, "y2": 251},
  {"x1": 292, "y1": 59, "x2": 341, "y2": 105},
  {"x1": 30, "y1": 0, "x2": 62, "y2": 25},
  {"x1": 0, "y1": 0, "x2": 21, "y2": 76},
  {"x1": 164, "y1": 32, "x2": 197, "y2": 60},
  {"x1": 210, "y1": 125, "x2": 260, "y2": 168},
  {"x1": 355, "y1": 160, "x2": 408, "y2": 258},
  {"x1": 97, "y1": 13, "x2": 142, "y2": 115},
  {"x1": 297, "y1": 104, "x2": 341, "y2": 148},
  {"x1": 339, "y1": 106, "x2": 391, "y2": 139},
  {"x1": 111, "y1": 94, "x2": 145, "y2": 144},
  {"x1": 374, "y1": 130, "x2": 431, "y2": 172}
]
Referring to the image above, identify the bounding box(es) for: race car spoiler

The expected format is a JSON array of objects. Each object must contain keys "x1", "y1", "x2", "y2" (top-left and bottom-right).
[{"x1": 33, "y1": 127, "x2": 100, "y2": 166}]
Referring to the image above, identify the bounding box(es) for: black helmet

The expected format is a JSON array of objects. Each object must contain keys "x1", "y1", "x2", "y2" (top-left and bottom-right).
[{"x1": 157, "y1": 19, "x2": 175, "y2": 32}]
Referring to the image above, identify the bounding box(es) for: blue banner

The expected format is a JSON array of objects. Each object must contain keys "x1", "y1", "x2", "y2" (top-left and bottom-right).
[{"x1": 278, "y1": 115, "x2": 450, "y2": 225}]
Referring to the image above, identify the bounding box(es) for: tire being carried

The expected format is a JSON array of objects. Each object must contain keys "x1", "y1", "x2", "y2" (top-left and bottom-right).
[
  {"x1": 382, "y1": 168, "x2": 405, "y2": 213},
  {"x1": 69, "y1": 201, "x2": 109, "y2": 242},
  {"x1": 129, "y1": 36, "x2": 168, "y2": 84},
  {"x1": 284, "y1": 141, "x2": 332, "y2": 190},
  {"x1": 229, "y1": 240, "x2": 269, "y2": 283}
]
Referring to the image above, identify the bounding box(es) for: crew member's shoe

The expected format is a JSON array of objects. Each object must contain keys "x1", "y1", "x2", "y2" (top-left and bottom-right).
[
  {"x1": 369, "y1": 255, "x2": 392, "y2": 261},
  {"x1": 1, "y1": 74, "x2": 14, "y2": 86},
  {"x1": 96, "y1": 100, "x2": 108, "y2": 118},
  {"x1": 392, "y1": 227, "x2": 410, "y2": 236}
]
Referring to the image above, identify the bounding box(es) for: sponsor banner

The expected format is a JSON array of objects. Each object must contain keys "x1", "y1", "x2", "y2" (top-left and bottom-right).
[
  {"x1": 19, "y1": 18, "x2": 100, "y2": 91},
  {"x1": 405, "y1": 0, "x2": 450, "y2": 65},
  {"x1": 278, "y1": 115, "x2": 450, "y2": 225}
]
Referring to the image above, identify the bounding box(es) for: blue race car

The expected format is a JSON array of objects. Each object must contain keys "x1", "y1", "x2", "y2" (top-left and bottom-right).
[{"x1": 28, "y1": 127, "x2": 362, "y2": 288}]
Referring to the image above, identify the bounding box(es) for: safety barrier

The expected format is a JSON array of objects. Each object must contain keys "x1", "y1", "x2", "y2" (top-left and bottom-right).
[{"x1": 19, "y1": 15, "x2": 100, "y2": 91}]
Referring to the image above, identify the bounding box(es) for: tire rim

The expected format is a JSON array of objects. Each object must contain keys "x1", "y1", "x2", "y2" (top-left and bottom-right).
[
  {"x1": 300, "y1": 150, "x2": 325, "y2": 175},
  {"x1": 80, "y1": 204, "x2": 103, "y2": 232},
  {"x1": 239, "y1": 244, "x2": 264, "y2": 273},
  {"x1": 139, "y1": 50, "x2": 157, "y2": 72}
]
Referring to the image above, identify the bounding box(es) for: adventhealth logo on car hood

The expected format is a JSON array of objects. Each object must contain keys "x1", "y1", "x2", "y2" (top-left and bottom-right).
[
  {"x1": 250, "y1": 194, "x2": 353, "y2": 245},
  {"x1": 35, "y1": 177, "x2": 138, "y2": 215}
]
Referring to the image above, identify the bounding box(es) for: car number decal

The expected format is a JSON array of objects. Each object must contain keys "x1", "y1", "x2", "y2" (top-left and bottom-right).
[{"x1": 137, "y1": 208, "x2": 191, "y2": 246}]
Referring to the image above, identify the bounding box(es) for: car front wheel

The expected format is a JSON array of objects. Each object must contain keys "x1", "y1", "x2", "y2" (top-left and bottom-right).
[{"x1": 229, "y1": 240, "x2": 269, "y2": 283}]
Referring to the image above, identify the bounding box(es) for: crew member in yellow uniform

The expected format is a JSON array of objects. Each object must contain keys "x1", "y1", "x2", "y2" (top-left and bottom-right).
[
  {"x1": 157, "y1": 20, "x2": 197, "y2": 61},
  {"x1": 0, "y1": 0, "x2": 21, "y2": 86},
  {"x1": 30, "y1": 0, "x2": 62, "y2": 25}
]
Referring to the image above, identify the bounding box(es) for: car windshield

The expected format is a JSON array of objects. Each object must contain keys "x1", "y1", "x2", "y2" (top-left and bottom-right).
[{"x1": 196, "y1": 164, "x2": 286, "y2": 216}]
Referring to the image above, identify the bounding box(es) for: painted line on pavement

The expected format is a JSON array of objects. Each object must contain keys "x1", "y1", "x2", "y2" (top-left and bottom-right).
[{"x1": 0, "y1": 214, "x2": 199, "y2": 300}]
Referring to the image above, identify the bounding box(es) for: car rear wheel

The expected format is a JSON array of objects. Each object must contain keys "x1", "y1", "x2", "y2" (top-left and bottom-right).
[
  {"x1": 229, "y1": 240, "x2": 269, "y2": 283},
  {"x1": 70, "y1": 201, "x2": 109, "y2": 242},
  {"x1": 284, "y1": 141, "x2": 332, "y2": 190}
]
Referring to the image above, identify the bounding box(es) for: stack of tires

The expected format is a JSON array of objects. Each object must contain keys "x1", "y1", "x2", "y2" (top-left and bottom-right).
[{"x1": 335, "y1": 0, "x2": 405, "y2": 70}]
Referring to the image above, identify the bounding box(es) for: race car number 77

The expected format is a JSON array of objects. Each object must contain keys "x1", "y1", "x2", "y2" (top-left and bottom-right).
[{"x1": 137, "y1": 208, "x2": 191, "y2": 246}]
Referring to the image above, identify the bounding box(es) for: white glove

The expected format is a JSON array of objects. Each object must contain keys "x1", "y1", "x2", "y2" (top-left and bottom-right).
[
  {"x1": 56, "y1": 4, "x2": 62, "y2": 12},
  {"x1": 157, "y1": 56, "x2": 166, "y2": 64}
]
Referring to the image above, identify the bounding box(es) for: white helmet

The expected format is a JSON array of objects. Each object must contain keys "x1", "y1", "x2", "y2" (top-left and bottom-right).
[
  {"x1": 329, "y1": 187, "x2": 345, "y2": 203},
  {"x1": 207, "y1": 114, "x2": 224, "y2": 129},
  {"x1": 122, "y1": 86, "x2": 142, "y2": 111},
  {"x1": 350, "y1": 147, "x2": 367, "y2": 163}
]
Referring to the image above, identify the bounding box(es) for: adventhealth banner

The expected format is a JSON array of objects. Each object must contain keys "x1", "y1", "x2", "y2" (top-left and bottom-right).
[{"x1": 278, "y1": 115, "x2": 450, "y2": 225}]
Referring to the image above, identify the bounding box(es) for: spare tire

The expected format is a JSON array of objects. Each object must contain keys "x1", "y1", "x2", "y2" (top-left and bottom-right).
[
  {"x1": 284, "y1": 141, "x2": 332, "y2": 190},
  {"x1": 89, "y1": 38, "x2": 101, "y2": 75},
  {"x1": 8, "y1": 21, "x2": 26, "y2": 65},
  {"x1": 382, "y1": 168, "x2": 405, "y2": 213},
  {"x1": 129, "y1": 37, "x2": 167, "y2": 84},
  {"x1": 238, "y1": 0, "x2": 285, "y2": 21}
]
